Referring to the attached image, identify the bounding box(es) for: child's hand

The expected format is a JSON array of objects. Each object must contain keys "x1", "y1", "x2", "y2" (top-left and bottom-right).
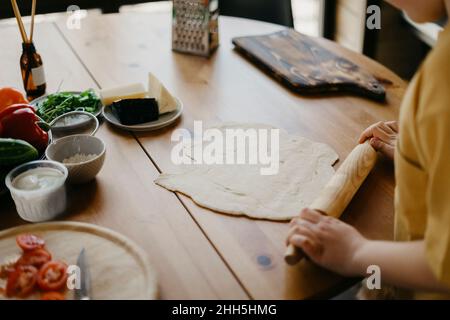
[
  {"x1": 286, "y1": 208, "x2": 367, "y2": 276},
  {"x1": 359, "y1": 121, "x2": 398, "y2": 161}
]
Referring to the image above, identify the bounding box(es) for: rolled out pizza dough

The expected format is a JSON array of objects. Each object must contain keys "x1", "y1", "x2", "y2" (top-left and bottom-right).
[{"x1": 155, "y1": 123, "x2": 338, "y2": 221}]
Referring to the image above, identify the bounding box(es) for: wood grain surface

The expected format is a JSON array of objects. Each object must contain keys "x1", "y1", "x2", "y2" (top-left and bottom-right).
[
  {"x1": 0, "y1": 10, "x2": 407, "y2": 299},
  {"x1": 0, "y1": 221, "x2": 158, "y2": 300},
  {"x1": 232, "y1": 29, "x2": 386, "y2": 101},
  {"x1": 0, "y1": 22, "x2": 247, "y2": 300},
  {"x1": 53, "y1": 11, "x2": 406, "y2": 299}
]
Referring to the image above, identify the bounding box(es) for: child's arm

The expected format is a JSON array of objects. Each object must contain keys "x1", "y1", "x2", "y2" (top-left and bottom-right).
[
  {"x1": 356, "y1": 239, "x2": 449, "y2": 293},
  {"x1": 287, "y1": 208, "x2": 450, "y2": 293}
]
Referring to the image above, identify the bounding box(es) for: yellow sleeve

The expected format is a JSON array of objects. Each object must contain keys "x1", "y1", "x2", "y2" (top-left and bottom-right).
[{"x1": 418, "y1": 50, "x2": 450, "y2": 287}]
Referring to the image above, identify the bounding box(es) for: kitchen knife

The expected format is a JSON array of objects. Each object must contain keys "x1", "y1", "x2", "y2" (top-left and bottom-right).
[{"x1": 74, "y1": 248, "x2": 91, "y2": 300}]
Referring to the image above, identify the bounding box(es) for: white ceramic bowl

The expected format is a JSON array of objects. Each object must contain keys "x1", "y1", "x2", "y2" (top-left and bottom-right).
[
  {"x1": 45, "y1": 134, "x2": 106, "y2": 184},
  {"x1": 5, "y1": 160, "x2": 68, "y2": 222}
]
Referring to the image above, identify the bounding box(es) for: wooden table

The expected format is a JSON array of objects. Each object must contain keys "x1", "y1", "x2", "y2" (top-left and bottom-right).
[{"x1": 0, "y1": 11, "x2": 406, "y2": 299}]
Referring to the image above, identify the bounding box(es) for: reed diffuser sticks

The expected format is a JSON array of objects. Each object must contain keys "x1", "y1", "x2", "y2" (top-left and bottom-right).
[
  {"x1": 11, "y1": 0, "x2": 28, "y2": 43},
  {"x1": 30, "y1": 0, "x2": 36, "y2": 42},
  {"x1": 10, "y1": 0, "x2": 37, "y2": 43}
]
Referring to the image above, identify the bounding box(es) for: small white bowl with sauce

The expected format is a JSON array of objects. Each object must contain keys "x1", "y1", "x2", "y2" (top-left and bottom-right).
[{"x1": 5, "y1": 160, "x2": 68, "y2": 222}]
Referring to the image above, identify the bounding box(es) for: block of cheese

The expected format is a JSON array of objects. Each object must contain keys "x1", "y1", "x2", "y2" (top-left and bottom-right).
[
  {"x1": 99, "y1": 83, "x2": 147, "y2": 106},
  {"x1": 148, "y1": 72, "x2": 178, "y2": 114}
]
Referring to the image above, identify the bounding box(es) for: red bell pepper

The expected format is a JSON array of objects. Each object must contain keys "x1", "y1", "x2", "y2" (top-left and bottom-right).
[
  {"x1": 0, "y1": 103, "x2": 35, "y2": 119},
  {"x1": 0, "y1": 104, "x2": 48, "y2": 152}
]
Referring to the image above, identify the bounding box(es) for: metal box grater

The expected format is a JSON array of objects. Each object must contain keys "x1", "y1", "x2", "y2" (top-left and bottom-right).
[{"x1": 172, "y1": 0, "x2": 219, "y2": 57}]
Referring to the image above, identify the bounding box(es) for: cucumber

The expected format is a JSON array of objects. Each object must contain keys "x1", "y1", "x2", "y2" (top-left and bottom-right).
[{"x1": 0, "y1": 138, "x2": 39, "y2": 166}]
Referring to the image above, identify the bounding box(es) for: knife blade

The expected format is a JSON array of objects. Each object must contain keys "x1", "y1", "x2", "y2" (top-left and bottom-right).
[{"x1": 75, "y1": 248, "x2": 91, "y2": 300}]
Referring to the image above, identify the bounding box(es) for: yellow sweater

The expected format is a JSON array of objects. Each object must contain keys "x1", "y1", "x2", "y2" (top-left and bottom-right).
[{"x1": 394, "y1": 24, "x2": 450, "y2": 299}]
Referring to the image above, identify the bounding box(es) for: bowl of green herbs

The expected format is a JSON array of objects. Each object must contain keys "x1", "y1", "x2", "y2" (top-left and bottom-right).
[{"x1": 31, "y1": 89, "x2": 102, "y2": 131}]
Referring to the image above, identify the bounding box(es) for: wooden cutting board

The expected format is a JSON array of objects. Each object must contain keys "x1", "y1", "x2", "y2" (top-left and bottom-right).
[
  {"x1": 0, "y1": 222, "x2": 158, "y2": 300},
  {"x1": 232, "y1": 29, "x2": 386, "y2": 102}
]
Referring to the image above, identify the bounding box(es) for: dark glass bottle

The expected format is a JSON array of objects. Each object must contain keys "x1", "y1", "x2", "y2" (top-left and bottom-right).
[{"x1": 20, "y1": 42, "x2": 46, "y2": 100}]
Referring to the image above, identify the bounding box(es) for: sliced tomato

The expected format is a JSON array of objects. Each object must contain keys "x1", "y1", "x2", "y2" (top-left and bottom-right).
[
  {"x1": 16, "y1": 248, "x2": 52, "y2": 268},
  {"x1": 16, "y1": 234, "x2": 45, "y2": 251},
  {"x1": 6, "y1": 265, "x2": 38, "y2": 298},
  {"x1": 0, "y1": 263, "x2": 16, "y2": 279},
  {"x1": 40, "y1": 291, "x2": 65, "y2": 300},
  {"x1": 37, "y1": 261, "x2": 68, "y2": 291}
]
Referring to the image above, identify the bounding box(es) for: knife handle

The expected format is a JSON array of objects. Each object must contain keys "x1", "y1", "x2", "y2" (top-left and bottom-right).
[{"x1": 284, "y1": 142, "x2": 377, "y2": 265}]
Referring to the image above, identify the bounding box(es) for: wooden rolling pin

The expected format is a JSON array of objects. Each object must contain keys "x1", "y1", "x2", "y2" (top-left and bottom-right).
[{"x1": 284, "y1": 141, "x2": 378, "y2": 265}]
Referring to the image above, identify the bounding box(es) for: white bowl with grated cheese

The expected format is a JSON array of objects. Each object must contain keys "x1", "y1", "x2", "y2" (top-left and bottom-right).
[
  {"x1": 63, "y1": 153, "x2": 98, "y2": 164},
  {"x1": 45, "y1": 135, "x2": 106, "y2": 184}
]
